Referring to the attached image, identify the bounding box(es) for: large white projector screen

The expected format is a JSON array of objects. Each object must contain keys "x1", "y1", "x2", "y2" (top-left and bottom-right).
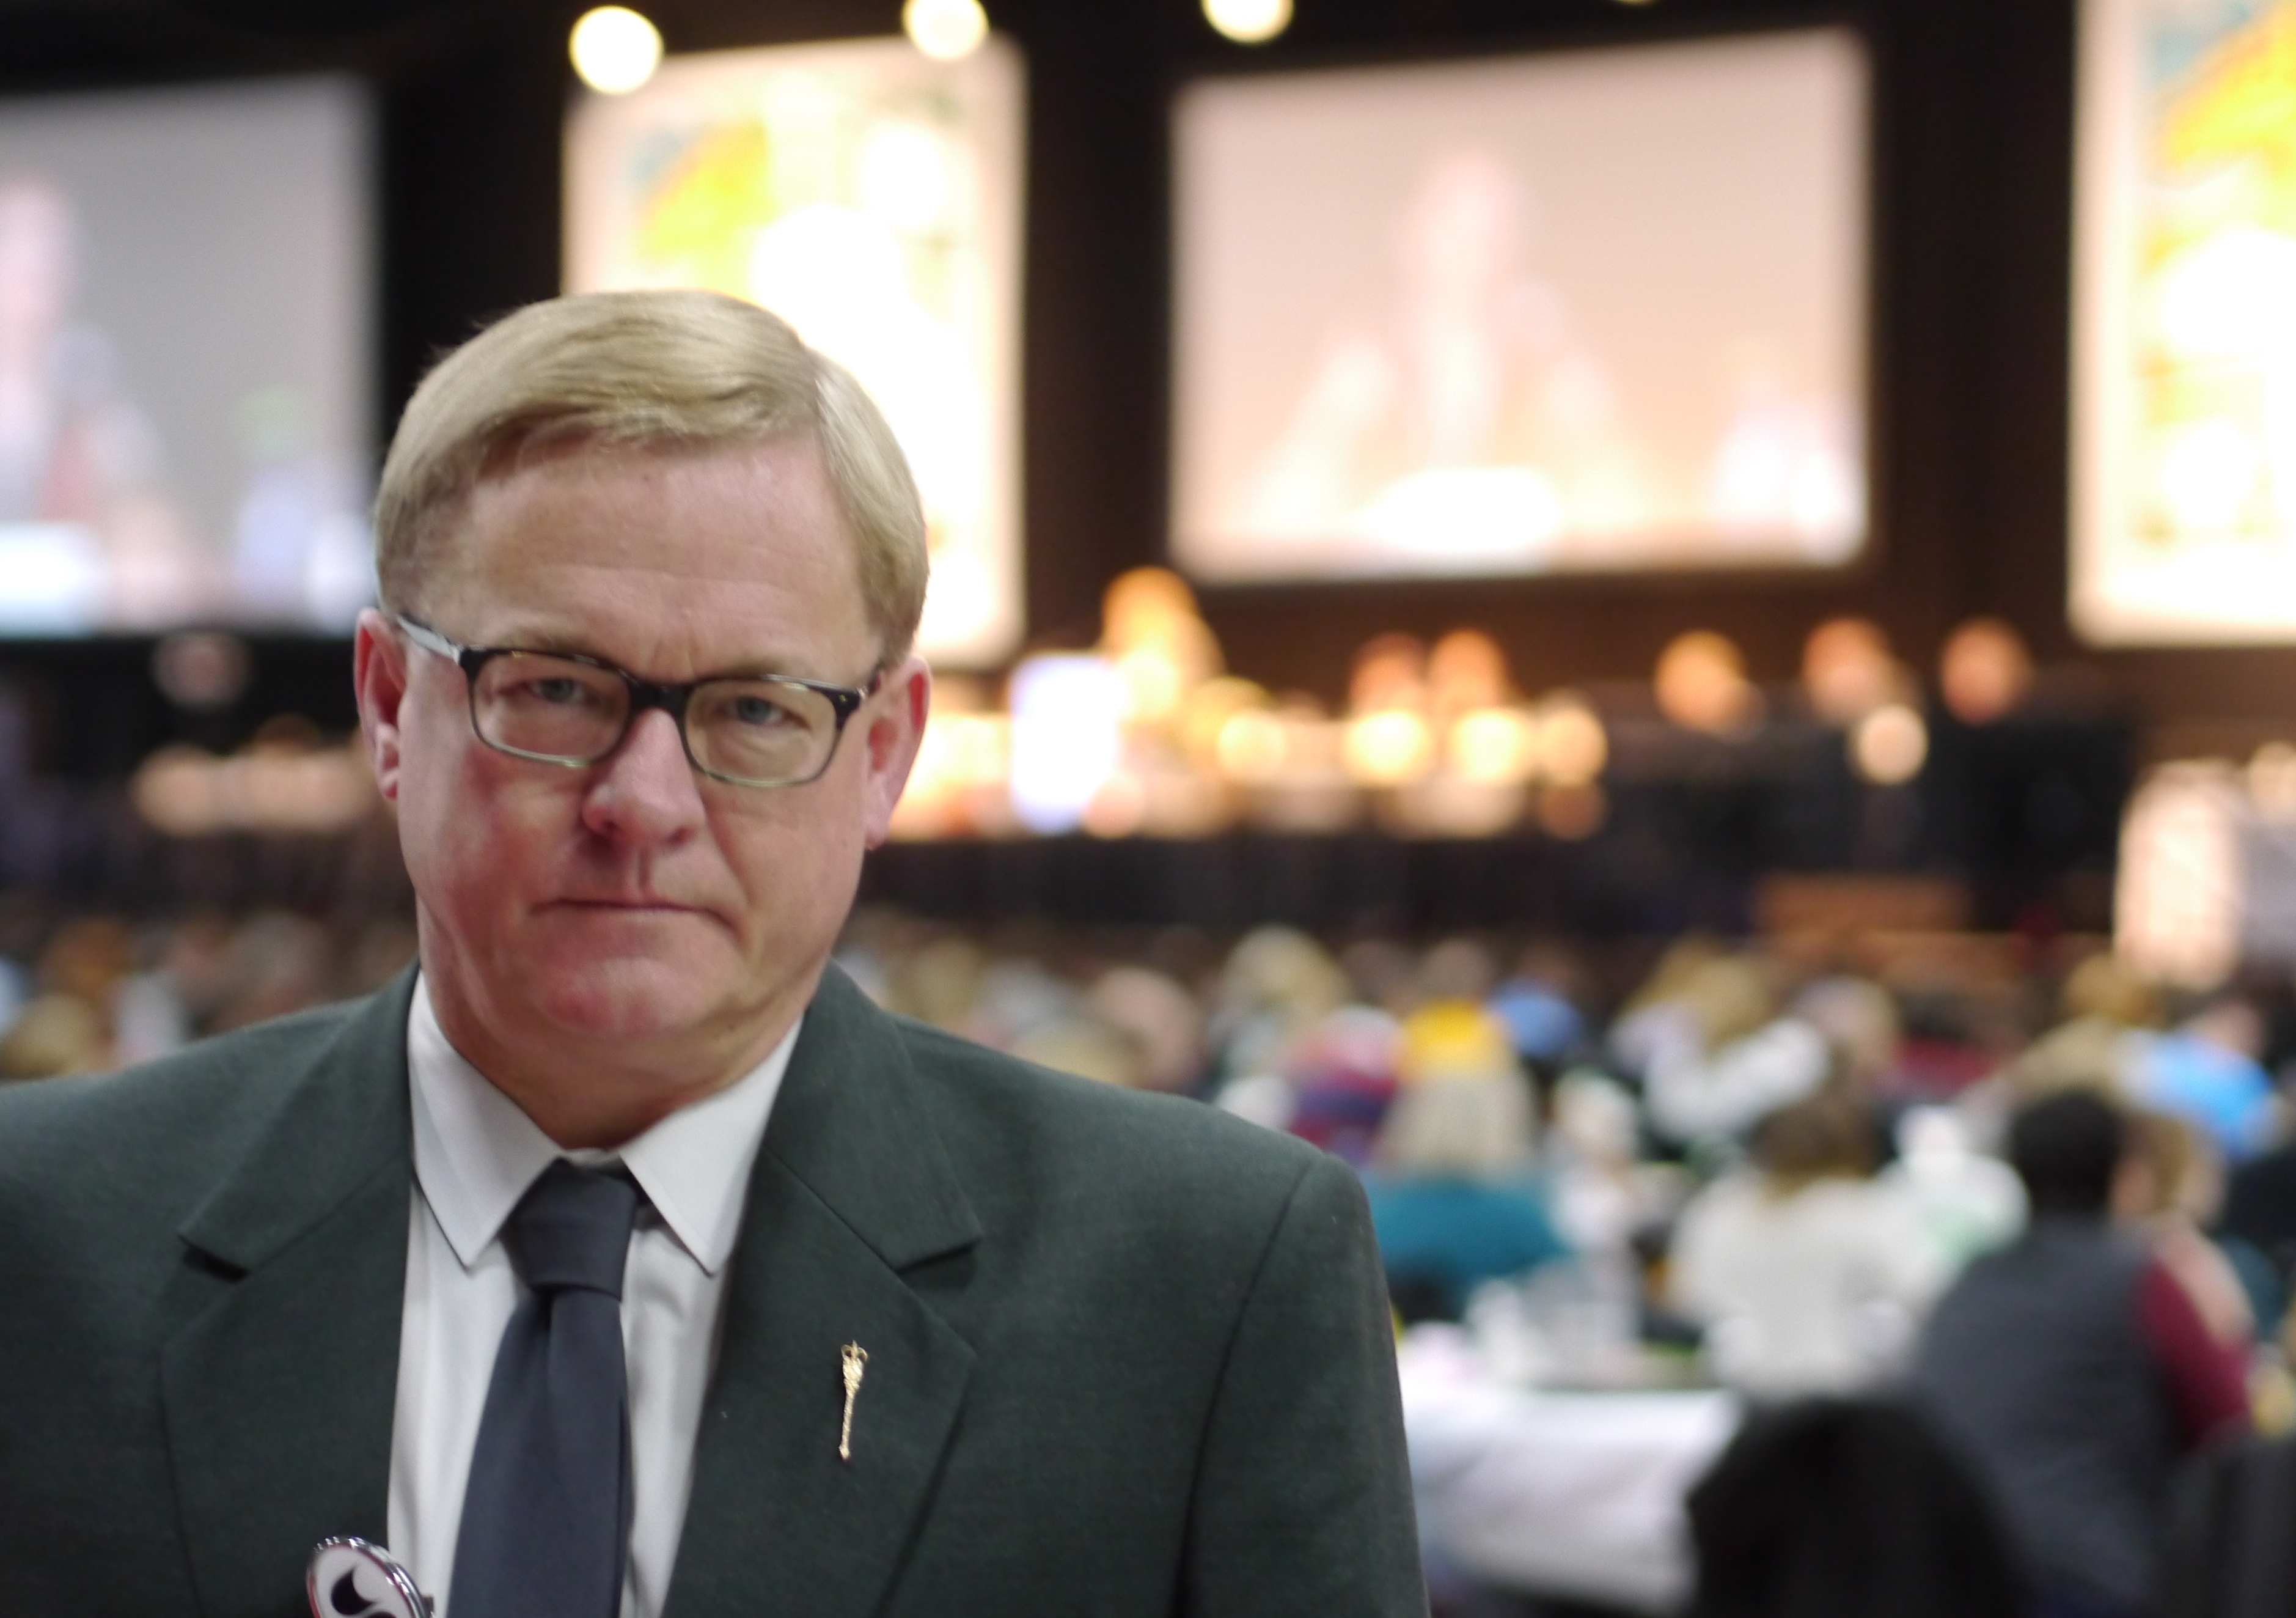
[
  {"x1": 565, "y1": 35, "x2": 1026, "y2": 667},
  {"x1": 2070, "y1": 0, "x2": 2296, "y2": 645},
  {"x1": 1171, "y1": 29, "x2": 1869, "y2": 584},
  {"x1": 0, "y1": 77, "x2": 373, "y2": 635}
]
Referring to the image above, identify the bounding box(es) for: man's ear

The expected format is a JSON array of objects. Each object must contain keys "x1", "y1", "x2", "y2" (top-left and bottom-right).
[
  {"x1": 860, "y1": 653, "x2": 931, "y2": 849},
  {"x1": 354, "y1": 608, "x2": 409, "y2": 803}
]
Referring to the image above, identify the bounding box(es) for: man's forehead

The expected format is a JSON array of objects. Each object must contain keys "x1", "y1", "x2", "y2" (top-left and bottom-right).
[{"x1": 415, "y1": 432, "x2": 872, "y2": 672}]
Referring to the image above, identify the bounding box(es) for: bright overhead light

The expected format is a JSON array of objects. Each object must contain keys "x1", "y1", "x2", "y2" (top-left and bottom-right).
[
  {"x1": 570, "y1": 7, "x2": 663, "y2": 95},
  {"x1": 904, "y1": 0, "x2": 989, "y2": 61},
  {"x1": 1205, "y1": 0, "x2": 1292, "y2": 45}
]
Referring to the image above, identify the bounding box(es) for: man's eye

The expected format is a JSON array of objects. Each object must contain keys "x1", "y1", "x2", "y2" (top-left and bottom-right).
[
  {"x1": 525, "y1": 677, "x2": 596, "y2": 706},
  {"x1": 727, "y1": 694, "x2": 800, "y2": 728}
]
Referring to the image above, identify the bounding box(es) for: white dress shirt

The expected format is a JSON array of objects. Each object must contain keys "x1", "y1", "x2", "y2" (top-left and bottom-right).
[{"x1": 387, "y1": 975, "x2": 798, "y2": 1618}]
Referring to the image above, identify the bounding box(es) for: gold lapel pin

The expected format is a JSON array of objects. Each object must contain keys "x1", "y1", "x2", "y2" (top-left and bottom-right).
[{"x1": 838, "y1": 1342, "x2": 869, "y2": 1462}]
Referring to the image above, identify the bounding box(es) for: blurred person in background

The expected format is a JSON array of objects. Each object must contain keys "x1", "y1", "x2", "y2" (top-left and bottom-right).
[
  {"x1": 1364, "y1": 1068, "x2": 1569, "y2": 1323},
  {"x1": 0, "y1": 174, "x2": 210, "y2": 625},
  {"x1": 1616, "y1": 949, "x2": 1835, "y2": 1150},
  {"x1": 1916, "y1": 1090, "x2": 2251, "y2": 1618},
  {"x1": 2118, "y1": 1109, "x2": 2265, "y2": 1347},
  {"x1": 1668, "y1": 1084, "x2": 1943, "y2": 1395},
  {"x1": 2125, "y1": 993, "x2": 2278, "y2": 1165}
]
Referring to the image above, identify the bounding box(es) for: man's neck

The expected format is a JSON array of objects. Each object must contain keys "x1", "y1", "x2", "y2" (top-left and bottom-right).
[{"x1": 421, "y1": 970, "x2": 816, "y2": 1150}]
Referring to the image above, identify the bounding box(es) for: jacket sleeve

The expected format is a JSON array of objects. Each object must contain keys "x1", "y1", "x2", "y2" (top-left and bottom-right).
[{"x1": 1179, "y1": 1150, "x2": 1427, "y2": 1617}]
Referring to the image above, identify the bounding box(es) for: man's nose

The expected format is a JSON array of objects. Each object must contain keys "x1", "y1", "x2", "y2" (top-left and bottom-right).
[{"x1": 579, "y1": 706, "x2": 707, "y2": 842}]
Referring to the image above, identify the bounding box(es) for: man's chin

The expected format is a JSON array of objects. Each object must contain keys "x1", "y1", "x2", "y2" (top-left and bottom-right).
[{"x1": 517, "y1": 958, "x2": 738, "y2": 1046}]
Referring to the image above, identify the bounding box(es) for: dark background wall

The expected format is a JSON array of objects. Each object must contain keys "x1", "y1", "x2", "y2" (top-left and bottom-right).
[{"x1": 0, "y1": 0, "x2": 2268, "y2": 779}]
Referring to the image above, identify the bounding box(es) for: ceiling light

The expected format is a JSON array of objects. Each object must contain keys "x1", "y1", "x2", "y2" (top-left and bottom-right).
[
  {"x1": 570, "y1": 7, "x2": 662, "y2": 95},
  {"x1": 1205, "y1": 0, "x2": 1292, "y2": 45},
  {"x1": 905, "y1": 0, "x2": 989, "y2": 61}
]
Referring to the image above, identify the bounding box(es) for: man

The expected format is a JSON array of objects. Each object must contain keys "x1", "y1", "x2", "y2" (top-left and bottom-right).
[
  {"x1": 1914, "y1": 1089, "x2": 2250, "y2": 1618},
  {"x1": 0, "y1": 290, "x2": 1422, "y2": 1616}
]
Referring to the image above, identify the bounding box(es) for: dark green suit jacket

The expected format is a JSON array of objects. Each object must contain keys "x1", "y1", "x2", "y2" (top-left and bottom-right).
[{"x1": 0, "y1": 965, "x2": 1421, "y2": 1617}]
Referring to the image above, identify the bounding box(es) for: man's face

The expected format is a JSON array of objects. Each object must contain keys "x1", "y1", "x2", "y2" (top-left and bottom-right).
[{"x1": 356, "y1": 435, "x2": 927, "y2": 1103}]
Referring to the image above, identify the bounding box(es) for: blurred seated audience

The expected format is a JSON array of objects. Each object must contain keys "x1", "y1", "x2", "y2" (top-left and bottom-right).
[
  {"x1": 1362, "y1": 1070, "x2": 1569, "y2": 1323},
  {"x1": 1668, "y1": 1087, "x2": 1944, "y2": 1395},
  {"x1": 2119, "y1": 1108, "x2": 2267, "y2": 1351},
  {"x1": 1617, "y1": 949, "x2": 1836, "y2": 1149},
  {"x1": 1915, "y1": 1090, "x2": 2252, "y2": 1618},
  {"x1": 1880, "y1": 1105, "x2": 2028, "y2": 1271}
]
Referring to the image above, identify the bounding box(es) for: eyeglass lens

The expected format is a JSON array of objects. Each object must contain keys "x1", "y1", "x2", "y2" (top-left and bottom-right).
[{"x1": 470, "y1": 652, "x2": 842, "y2": 784}]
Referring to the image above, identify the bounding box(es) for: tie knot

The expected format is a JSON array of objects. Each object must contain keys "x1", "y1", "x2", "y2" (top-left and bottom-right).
[{"x1": 504, "y1": 1160, "x2": 640, "y2": 1298}]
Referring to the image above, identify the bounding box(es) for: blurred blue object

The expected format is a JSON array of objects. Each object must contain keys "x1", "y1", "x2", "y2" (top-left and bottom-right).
[
  {"x1": 2128, "y1": 1030, "x2": 2276, "y2": 1160},
  {"x1": 1363, "y1": 1171, "x2": 1570, "y2": 1321},
  {"x1": 1487, "y1": 981, "x2": 1583, "y2": 1064}
]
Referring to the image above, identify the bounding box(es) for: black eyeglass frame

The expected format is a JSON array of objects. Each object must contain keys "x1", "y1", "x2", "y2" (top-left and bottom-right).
[{"x1": 394, "y1": 614, "x2": 884, "y2": 789}]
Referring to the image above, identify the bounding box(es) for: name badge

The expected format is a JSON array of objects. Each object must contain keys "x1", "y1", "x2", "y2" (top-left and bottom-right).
[{"x1": 308, "y1": 1537, "x2": 430, "y2": 1618}]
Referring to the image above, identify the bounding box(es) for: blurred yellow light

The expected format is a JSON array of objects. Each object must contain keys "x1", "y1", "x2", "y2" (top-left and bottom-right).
[
  {"x1": 1180, "y1": 677, "x2": 1268, "y2": 764},
  {"x1": 1103, "y1": 566, "x2": 1201, "y2": 647},
  {"x1": 569, "y1": 7, "x2": 662, "y2": 95},
  {"x1": 1117, "y1": 647, "x2": 1186, "y2": 724},
  {"x1": 1535, "y1": 697, "x2": 1608, "y2": 787},
  {"x1": 1216, "y1": 709, "x2": 1288, "y2": 783},
  {"x1": 1655, "y1": 630, "x2": 1758, "y2": 734},
  {"x1": 1429, "y1": 628, "x2": 1511, "y2": 717},
  {"x1": 1205, "y1": 0, "x2": 1292, "y2": 43},
  {"x1": 1344, "y1": 710, "x2": 1435, "y2": 785},
  {"x1": 1802, "y1": 617, "x2": 1896, "y2": 724},
  {"x1": 904, "y1": 0, "x2": 989, "y2": 61},
  {"x1": 1851, "y1": 704, "x2": 1928, "y2": 785},
  {"x1": 1449, "y1": 708, "x2": 1538, "y2": 784}
]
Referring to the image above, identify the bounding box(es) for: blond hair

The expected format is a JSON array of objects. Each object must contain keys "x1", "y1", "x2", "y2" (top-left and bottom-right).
[{"x1": 375, "y1": 289, "x2": 928, "y2": 659}]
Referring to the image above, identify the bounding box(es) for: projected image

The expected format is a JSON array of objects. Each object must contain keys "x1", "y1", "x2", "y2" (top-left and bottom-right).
[
  {"x1": 0, "y1": 79, "x2": 372, "y2": 635},
  {"x1": 2072, "y1": 0, "x2": 2296, "y2": 644},
  {"x1": 1171, "y1": 30, "x2": 1869, "y2": 583},
  {"x1": 566, "y1": 35, "x2": 1025, "y2": 667}
]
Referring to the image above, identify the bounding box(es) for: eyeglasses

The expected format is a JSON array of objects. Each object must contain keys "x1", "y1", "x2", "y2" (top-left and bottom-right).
[{"x1": 395, "y1": 615, "x2": 882, "y2": 789}]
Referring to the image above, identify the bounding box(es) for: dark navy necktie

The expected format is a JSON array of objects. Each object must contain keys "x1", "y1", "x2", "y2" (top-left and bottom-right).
[{"x1": 449, "y1": 1159, "x2": 642, "y2": 1618}]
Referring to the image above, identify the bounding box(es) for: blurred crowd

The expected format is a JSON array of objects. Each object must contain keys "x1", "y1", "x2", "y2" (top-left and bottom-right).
[
  {"x1": 828, "y1": 913, "x2": 2293, "y2": 1383},
  {"x1": 10, "y1": 899, "x2": 2296, "y2": 1612},
  {"x1": 10, "y1": 899, "x2": 2293, "y2": 1374},
  {"x1": 0, "y1": 901, "x2": 414, "y2": 1080}
]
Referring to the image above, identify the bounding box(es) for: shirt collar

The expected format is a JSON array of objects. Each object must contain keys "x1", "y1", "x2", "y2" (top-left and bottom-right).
[{"x1": 406, "y1": 973, "x2": 798, "y2": 1276}]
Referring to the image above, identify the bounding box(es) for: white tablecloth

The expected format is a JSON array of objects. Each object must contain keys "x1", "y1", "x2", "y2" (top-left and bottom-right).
[{"x1": 1400, "y1": 1331, "x2": 1740, "y2": 1613}]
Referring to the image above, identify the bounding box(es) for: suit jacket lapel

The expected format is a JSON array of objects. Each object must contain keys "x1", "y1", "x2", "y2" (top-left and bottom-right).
[
  {"x1": 666, "y1": 967, "x2": 983, "y2": 1618},
  {"x1": 161, "y1": 971, "x2": 417, "y2": 1616}
]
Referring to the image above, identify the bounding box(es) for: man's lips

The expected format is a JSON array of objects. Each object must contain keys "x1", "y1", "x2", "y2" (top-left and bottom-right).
[{"x1": 546, "y1": 896, "x2": 711, "y2": 915}]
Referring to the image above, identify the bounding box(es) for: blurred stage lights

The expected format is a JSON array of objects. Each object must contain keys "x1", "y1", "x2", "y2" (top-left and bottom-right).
[
  {"x1": 905, "y1": 0, "x2": 989, "y2": 61},
  {"x1": 1205, "y1": 0, "x2": 1292, "y2": 44},
  {"x1": 570, "y1": 6, "x2": 662, "y2": 95},
  {"x1": 1850, "y1": 703, "x2": 1929, "y2": 786}
]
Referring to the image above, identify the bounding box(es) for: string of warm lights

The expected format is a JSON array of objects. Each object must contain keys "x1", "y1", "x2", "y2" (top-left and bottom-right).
[{"x1": 569, "y1": 0, "x2": 997, "y2": 85}]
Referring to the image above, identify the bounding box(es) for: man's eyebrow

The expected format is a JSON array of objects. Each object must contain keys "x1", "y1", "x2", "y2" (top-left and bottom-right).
[{"x1": 484, "y1": 627, "x2": 824, "y2": 682}]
